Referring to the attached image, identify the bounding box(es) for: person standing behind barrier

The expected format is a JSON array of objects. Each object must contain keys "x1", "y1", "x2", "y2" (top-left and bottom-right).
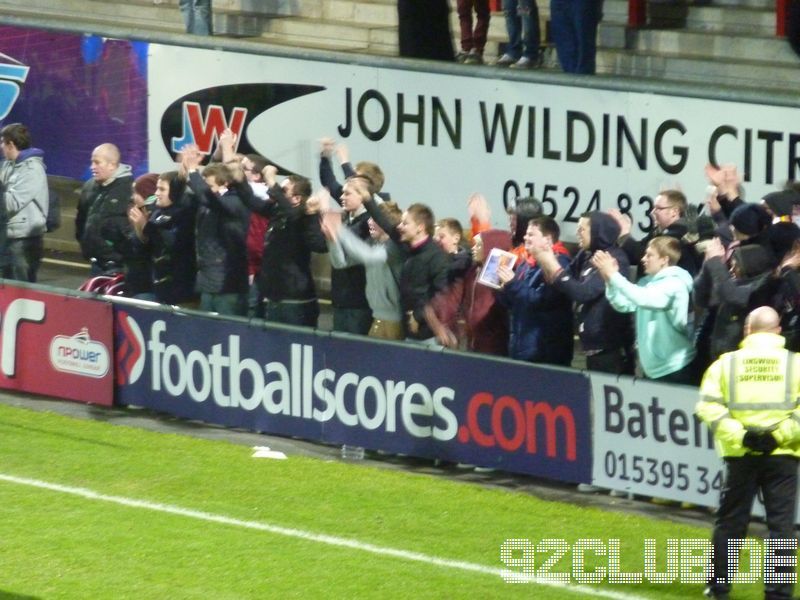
[
  {"x1": 456, "y1": 0, "x2": 491, "y2": 63},
  {"x1": 129, "y1": 171, "x2": 197, "y2": 306},
  {"x1": 594, "y1": 236, "x2": 697, "y2": 384},
  {"x1": 533, "y1": 212, "x2": 635, "y2": 374},
  {"x1": 497, "y1": 217, "x2": 574, "y2": 365},
  {"x1": 696, "y1": 306, "x2": 800, "y2": 600},
  {"x1": 550, "y1": 0, "x2": 602, "y2": 74},
  {"x1": 496, "y1": 0, "x2": 541, "y2": 68},
  {"x1": 179, "y1": 0, "x2": 212, "y2": 35},
  {"x1": 75, "y1": 143, "x2": 134, "y2": 275},
  {"x1": 180, "y1": 147, "x2": 249, "y2": 316},
  {"x1": 330, "y1": 176, "x2": 373, "y2": 335},
  {"x1": 0, "y1": 123, "x2": 48, "y2": 282},
  {"x1": 321, "y1": 198, "x2": 405, "y2": 340}
]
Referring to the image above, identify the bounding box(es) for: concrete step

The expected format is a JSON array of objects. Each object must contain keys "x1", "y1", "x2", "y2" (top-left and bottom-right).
[
  {"x1": 630, "y1": 27, "x2": 796, "y2": 64},
  {"x1": 0, "y1": 0, "x2": 185, "y2": 32},
  {"x1": 596, "y1": 47, "x2": 800, "y2": 90},
  {"x1": 647, "y1": 2, "x2": 776, "y2": 34}
]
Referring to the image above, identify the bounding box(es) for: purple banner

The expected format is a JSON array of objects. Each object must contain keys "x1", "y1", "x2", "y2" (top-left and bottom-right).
[
  {"x1": 0, "y1": 26, "x2": 148, "y2": 179},
  {"x1": 115, "y1": 305, "x2": 592, "y2": 483}
]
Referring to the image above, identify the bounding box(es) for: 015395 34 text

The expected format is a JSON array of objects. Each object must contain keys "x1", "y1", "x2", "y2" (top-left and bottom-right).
[
  {"x1": 500, "y1": 538, "x2": 797, "y2": 585},
  {"x1": 603, "y1": 450, "x2": 723, "y2": 495}
]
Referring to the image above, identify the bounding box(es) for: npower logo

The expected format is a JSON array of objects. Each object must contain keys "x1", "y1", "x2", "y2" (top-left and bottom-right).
[
  {"x1": 0, "y1": 53, "x2": 30, "y2": 121},
  {"x1": 49, "y1": 328, "x2": 110, "y2": 378},
  {"x1": 161, "y1": 83, "x2": 325, "y2": 168},
  {"x1": 117, "y1": 314, "x2": 577, "y2": 460}
]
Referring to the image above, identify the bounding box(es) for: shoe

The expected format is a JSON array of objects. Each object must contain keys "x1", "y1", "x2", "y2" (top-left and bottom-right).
[
  {"x1": 702, "y1": 585, "x2": 729, "y2": 599},
  {"x1": 473, "y1": 466, "x2": 496, "y2": 473},
  {"x1": 509, "y1": 56, "x2": 538, "y2": 69},
  {"x1": 456, "y1": 51, "x2": 470, "y2": 63},
  {"x1": 455, "y1": 463, "x2": 476, "y2": 469},
  {"x1": 464, "y1": 50, "x2": 484, "y2": 65},
  {"x1": 576, "y1": 483, "x2": 603, "y2": 493},
  {"x1": 495, "y1": 53, "x2": 516, "y2": 67}
]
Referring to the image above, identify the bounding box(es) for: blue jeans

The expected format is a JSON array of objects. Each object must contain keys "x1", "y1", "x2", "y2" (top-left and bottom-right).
[
  {"x1": 502, "y1": 0, "x2": 540, "y2": 59},
  {"x1": 4, "y1": 236, "x2": 43, "y2": 283},
  {"x1": 179, "y1": 0, "x2": 212, "y2": 35},
  {"x1": 550, "y1": 0, "x2": 602, "y2": 73}
]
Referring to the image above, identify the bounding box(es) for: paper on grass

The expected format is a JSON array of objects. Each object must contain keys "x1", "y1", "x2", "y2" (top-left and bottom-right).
[{"x1": 251, "y1": 446, "x2": 287, "y2": 460}]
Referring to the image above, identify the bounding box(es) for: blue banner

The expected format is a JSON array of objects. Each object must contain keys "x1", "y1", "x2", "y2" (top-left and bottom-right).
[{"x1": 115, "y1": 305, "x2": 592, "y2": 483}]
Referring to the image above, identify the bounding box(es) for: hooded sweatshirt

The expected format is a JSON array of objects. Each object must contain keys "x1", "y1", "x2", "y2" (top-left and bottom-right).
[
  {"x1": 606, "y1": 266, "x2": 696, "y2": 378},
  {"x1": 551, "y1": 212, "x2": 634, "y2": 353},
  {"x1": 0, "y1": 147, "x2": 48, "y2": 238}
]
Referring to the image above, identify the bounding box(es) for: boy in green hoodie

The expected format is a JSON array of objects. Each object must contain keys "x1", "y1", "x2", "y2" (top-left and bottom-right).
[{"x1": 593, "y1": 236, "x2": 697, "y2": 384}]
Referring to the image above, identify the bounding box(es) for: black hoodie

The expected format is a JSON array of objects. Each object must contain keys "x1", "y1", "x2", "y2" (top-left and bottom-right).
[{"x1": 551, "y1": 212, "x2": 635, "y2": 353}]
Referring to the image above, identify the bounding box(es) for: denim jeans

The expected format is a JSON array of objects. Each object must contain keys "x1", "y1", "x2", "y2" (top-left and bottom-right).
[
  {"x1": 502, "y1": 0, "x2": 540, "y2": 59},
  {"x1": 4, "y1": 236, "x2": 43, "y2": 283},
  {"x1": 179, "y1": 0, "x2": 212, "y2": 35},
  {"x1": 550, "y1": 0, "x2": 603, "y2": 73}
]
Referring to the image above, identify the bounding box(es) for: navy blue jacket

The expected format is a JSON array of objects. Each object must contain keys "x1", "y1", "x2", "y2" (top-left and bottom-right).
[{"x1": 499, "y1": 255, "x2": 574, "y2": 366}]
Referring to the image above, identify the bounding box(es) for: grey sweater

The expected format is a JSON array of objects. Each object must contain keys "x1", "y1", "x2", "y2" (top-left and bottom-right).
[{"x1": 328, "y1": 227, "x2": 403, "y2": 322}]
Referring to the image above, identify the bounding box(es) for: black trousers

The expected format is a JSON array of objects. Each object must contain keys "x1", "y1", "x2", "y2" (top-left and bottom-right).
[
  {"x1": 397, "y1": 0, "x2": 455, "y2": 60},
  {"x1": 708, "y1": 455, "x2": 798, "y2": 599}
]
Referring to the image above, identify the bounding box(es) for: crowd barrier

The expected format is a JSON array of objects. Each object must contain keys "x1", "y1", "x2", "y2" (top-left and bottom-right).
[{"x1": 3, "y1": 279, "x2": 757, "y2": 516}]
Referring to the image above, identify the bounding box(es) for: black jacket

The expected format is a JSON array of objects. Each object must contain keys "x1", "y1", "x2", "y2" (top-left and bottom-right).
[
  {"x1": 142, "y1": 198, "x2": 197, "y2": 304},
  {"x1": 400, "y1": 236, "x2": 450, "y2": 340},
  {"x1": 247, "y1": 184, "x2": 327, "y2": 302},
  {"x1": 188, "y1": 173, "x2": 249, "y2": 295},
  {"x1": 551, "y1": 212, "x2": 635, "y2": 353},
  {"x1": 76, "y1": 170, "x2": 134, "y2": 268},
  {"x1": 330, "y1": 210, "x2": 371, "y2": 310}
]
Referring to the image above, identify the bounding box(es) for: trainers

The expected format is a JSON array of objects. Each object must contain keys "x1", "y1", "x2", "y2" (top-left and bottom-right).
[
  {"x1": 464, "y1": 50, "x2": 484, "y2": 65},
  {"x1": 576, "y1": 483, "x2": 603, "y2": 493},
  {"x1": 702, "y1": 585, "x2": 729, "y2": 599},
  {"x1": 509, "y1": 56, "x2": 537, "y2": 69},
  {"x1": 456, "y1": 51, "x2": 470, "y2": 63},
  {"x1": 495, "y1": 53, "x2": 516, "y2": 67}
]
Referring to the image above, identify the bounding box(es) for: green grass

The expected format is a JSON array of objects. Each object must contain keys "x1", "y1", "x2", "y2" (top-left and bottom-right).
[{"x1": 0, "y1": 403, "x2": 777, "y2": 599}]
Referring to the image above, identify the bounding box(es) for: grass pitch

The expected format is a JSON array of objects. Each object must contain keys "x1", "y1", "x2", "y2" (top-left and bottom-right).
[{"x1": 0, "y1": 402, "x2": 778, "y2": 599}]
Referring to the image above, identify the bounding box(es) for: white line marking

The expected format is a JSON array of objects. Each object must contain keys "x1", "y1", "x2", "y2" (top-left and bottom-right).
[{"x1": 0, "y1": 473, "x2": 650, "y2": 599}]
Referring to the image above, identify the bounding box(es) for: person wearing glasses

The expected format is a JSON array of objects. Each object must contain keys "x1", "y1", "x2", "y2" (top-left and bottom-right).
[{"x1": 610, "y1": 189, "x2": 700, "y2": 277}]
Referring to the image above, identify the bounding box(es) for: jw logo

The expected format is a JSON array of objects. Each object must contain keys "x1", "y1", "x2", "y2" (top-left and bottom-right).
[
  {"x1": 0, "y1": 53, "x2": 30, "y2": 120},
  {"x1": 170, "y1": 102, "x2": 247, "y2": 155},
  {"x1": 160, "y1": 83, "x2": 325, "y2": 165}
]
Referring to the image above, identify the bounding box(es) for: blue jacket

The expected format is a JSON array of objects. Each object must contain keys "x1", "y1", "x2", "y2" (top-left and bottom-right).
[
  {"x1": 606, "y1": 266, "x2": 696, "y2": 378},
  {"x1": 498, "y1": 254, "x2": 574, "y2": 366}
]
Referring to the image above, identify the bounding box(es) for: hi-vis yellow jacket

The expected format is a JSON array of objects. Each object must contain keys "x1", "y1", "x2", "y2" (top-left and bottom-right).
[{"x1": 696, "y1": 332, "x2": 800, "y2": 458}]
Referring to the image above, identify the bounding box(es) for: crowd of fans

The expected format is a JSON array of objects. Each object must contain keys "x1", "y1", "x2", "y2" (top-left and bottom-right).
[{"x1": 2, "y1": 120, "x2": 799, "y2": 386}]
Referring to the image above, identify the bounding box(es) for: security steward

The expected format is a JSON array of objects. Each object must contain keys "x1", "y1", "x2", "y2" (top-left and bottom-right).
[{"x1": 696, "y1": 306, "x2": 800, "y2": 600}]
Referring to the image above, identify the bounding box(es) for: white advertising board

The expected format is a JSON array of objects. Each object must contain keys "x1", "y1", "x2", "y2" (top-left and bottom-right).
[{"x1": 147, "y1": 44, "x2": 800, "y2": 240}]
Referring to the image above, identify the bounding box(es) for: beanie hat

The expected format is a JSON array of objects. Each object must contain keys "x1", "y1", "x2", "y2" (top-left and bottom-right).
[
  {"x1": 762, "y1": 190, "x2": 800, "y2": 218},
  {"x1": 133, "y1": 173, "x2": 159, "y2": 200},
  {"x1": 730, "y1": 203, "x2": 771, "y2": 237}
]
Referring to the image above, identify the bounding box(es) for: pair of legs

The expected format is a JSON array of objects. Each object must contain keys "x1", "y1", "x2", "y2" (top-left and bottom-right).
[
  {"x1": 707, "y1": 455, "x2": 797, "y2": 600},
  {"x1": 456, "y1": 0, "x2": 491, "y2": 55},
  {"x1": 179, "y1": 0, "x2": 212, "y2": 35},
  {"x1": 501, "y1": 0, "x2": 541, "y2": 61},
  {"x1": 3, "y1": 236, "x2": 43, "y2": 282},
  {"x1": 550, "y1": 0, "x2": 603, "y2": 73}
]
